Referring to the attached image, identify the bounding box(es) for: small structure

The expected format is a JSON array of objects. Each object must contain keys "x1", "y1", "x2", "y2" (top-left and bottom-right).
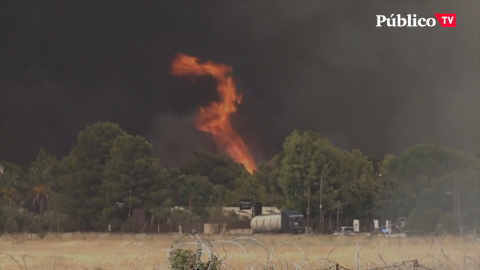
[
  {"x1": 133, "y1": 208, "x2": 146, "y2": 233},
  {"x1": 333, "y1": 226, "x2": 355, "y2": 236},
  {"x1": 222, "y1": 206, "x2": 281, "y2": 219},
  {"x1": 353, "y1": 219, "x2": 360, "y2": 232},
  {"x1": 396, "y1": 217, "x2": 407, "y2": 228}
]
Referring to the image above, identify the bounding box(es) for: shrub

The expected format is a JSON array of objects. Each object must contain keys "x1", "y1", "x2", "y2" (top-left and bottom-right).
[
  {"x1": 0, "y1": 206, "x2": 32, "y2": 232},
  {"x1": 168, "y1": 248, "x2": 222, "y2": 270},
  {"x1": 121, "y1": 219, "x2": 134, "y2": 233},
  {"x1": 4, "y1": 217, "x2": 19, "y2": 233}
]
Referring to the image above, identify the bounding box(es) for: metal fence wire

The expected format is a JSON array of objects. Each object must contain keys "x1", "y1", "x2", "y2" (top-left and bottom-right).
[{"x1": 1, "y1": 228, "x2": 479, "y2": 270}]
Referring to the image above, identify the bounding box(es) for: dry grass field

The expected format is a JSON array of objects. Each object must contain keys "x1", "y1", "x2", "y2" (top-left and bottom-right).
[{"x1": 0, "y1": 232, "x2": 479, "y2": 269}]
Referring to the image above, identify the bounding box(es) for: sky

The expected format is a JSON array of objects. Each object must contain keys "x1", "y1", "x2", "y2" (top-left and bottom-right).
[{"x1": 1, "y1": 1, "x2": 479, "y2": 167}]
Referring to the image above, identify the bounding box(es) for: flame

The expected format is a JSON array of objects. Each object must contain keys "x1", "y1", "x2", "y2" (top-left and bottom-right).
[{"x1": 170, "y1": 53, "x2": 257, "y2": 174}]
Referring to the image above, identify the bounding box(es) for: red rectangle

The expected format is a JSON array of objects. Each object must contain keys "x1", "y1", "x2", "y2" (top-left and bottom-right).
[{"x1": 435, "y1": 14, "x2": 456, "y2": 27}]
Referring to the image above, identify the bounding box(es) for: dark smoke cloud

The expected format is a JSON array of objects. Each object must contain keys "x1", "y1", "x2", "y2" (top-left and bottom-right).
[{"x1": 1, "y1": 1, "x2": 478, "y2": 166}]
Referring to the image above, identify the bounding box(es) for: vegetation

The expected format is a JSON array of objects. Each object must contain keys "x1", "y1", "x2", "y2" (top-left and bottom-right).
[
  {"x1": 1, "y1": 234, "x2": 478, "y2": 269},
  {"x1": 168, "y1": 248, "x2": 222, "y2": 270},
  {"x1": 1, "y1": 122, "x2": 478, "y2": 234}
]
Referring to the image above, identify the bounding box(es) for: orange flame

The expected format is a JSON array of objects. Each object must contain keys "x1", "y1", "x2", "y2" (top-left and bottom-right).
[{"x1": 170, "y1": 53, "x2": 257, "y2": 174}]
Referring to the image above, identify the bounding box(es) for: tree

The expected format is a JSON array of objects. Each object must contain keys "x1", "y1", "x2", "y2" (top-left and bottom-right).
[
  {"x1": 390, "y1": 143, "x2": 462, "y2": 196},
  {"x1": 384, "y1": 143, "x2": 480, "y2": 233},
  {"x1": 254, "y1": 154, "x2": 285, "y2": 208},
  {"x1": 182, "y1": 150, "x2": 245, "y2": 189},
  {"x1": 58, "y1": 122, "x2": 126, "y2": 230},
  {"x1": 174, "y1": 174, "x2": 214, "y2": 223},
  {"x1": 24, "y1": 149, "x2": 59, "y2": 214},
  {"x1": 316, "y1": 148, "x2": 375, "y2": 230},
  {"x1": 149, "y1": 167, "x2": 183, "y2": 224},
  {"x1": 279, "y1": 130, "x2": 334, "y2": 209},
  {"x1": 101, "y1": 135, "x2": 162, "y2": 222},
  {"x1": 340, "y1": 150, "x2": 375, "y2": 224},
  {"x1": 0, "y1": 170, "x2": 24, "y2": 209},
  {"x1": 25, "y1": 168, "x2": 54, "y2": 214},
  {"x1": 233, "y1": 172, "x2": 267, "y2": 207}
]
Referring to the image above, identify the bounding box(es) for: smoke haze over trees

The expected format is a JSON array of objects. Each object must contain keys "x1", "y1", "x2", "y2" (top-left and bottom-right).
[{"x1": 0, "y1": 122, "x2": 479, "y2": 234}]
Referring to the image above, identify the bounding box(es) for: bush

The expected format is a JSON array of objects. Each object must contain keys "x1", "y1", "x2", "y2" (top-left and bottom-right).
[
  {"x1": 436, "y1": 212, "x2": 459, "y2": 234},
  {"x1": 0, "y1": 206, "x2": 69, "y2": 234},
  {"x1": 4, "y1": 217, "x2": 19, "y2": 233},
  {"x1": 107, "y1": 218, "x2": 123, "y2": 232},
  {"x1": 168, "y1": 248, "x2": 222, "y2": 270},
  {"x1": 408, "y1": 208, "x2": 441, "y2": 232},
  {"x1": 121, "y1": 219, "x2": 134, "y2": 233},
  {"x1": 0, "y1": 206, "x2": 32, "y2": 232}
]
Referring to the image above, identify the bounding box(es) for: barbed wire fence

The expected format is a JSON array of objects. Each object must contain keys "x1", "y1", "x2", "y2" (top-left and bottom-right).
[
  {"x1": 152, "y1": 226, "x2": 479, "y2": 270},
  {"x1": 1, "y1": 227, "x2": 479, "y2": 269}
]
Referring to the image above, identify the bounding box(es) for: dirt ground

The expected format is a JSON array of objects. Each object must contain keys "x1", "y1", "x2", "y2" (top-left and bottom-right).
[{"x1": 0, "y1": 233, "x2": 479, "y2": 269}]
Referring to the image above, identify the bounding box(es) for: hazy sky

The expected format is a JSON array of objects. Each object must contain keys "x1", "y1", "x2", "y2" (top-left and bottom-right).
[{"x1": 1, "y1": 1, "x2": 479, "y2": 166}]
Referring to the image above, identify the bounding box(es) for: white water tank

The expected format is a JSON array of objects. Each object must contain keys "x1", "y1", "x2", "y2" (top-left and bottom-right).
[{"x1": 250, "y1": 214, "x2": 281, "y2": 233}]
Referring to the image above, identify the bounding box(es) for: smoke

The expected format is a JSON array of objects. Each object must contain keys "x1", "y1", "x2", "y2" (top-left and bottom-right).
[
  {"x1": 228, "y1": 1, "x2": 480, "y2": 157},
  {"x1": 146, "y1": 113, "x2": 216, "y2": 166},
  {"x1": 0, "y1": 1, "x2": 478, "y2": 166}
]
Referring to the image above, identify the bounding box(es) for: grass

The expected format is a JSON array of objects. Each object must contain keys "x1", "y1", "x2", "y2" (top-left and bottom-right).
[{"x1": 0, "y1": 233, "x2": 479, "y2": 269}]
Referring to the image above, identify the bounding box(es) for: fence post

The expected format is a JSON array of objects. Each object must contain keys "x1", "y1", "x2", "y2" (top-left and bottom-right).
[{"x1": 413, "y1": 259, "x2": 418, "y2": 270}]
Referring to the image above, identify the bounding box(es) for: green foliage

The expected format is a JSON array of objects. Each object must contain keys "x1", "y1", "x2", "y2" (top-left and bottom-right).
[
  {"x1": 172, "y1": 174, "x2": 215, "y2": 221},
  {"x1": 0, "y1": 206, "x2": 30, "y2": 232},
  {"x1": 101, "y1": 134, "x2": 162, "y2": 221},
  {"x1": 25, "y1": 166, "x2": 55, "y2": 214},
  {"x1": 279, "y1": 130, "x2": 334, "y2": 208},
  {"x1": 2, "y1": 122, "x2": 478, "y2": 235},
  {"x1": 0, "y1": 163, "x2": 25, "y2": 209},
  {"x1": 182, "y1": 150, "x2": 244, "y2": 189},
  {"x1": 233, "y1": 172, "x2": 266, "y2": 205},
  {"x1": 4, "y1": 217, "x2": 19, "y2": 233},
  {"x1": 254, "y1": 155, "x2": 285, "y2": 207},
  {"x1": 170, "y1": 209, "x2": 192, "y2": 225},
  {"x1": 277, "y1": 130, "x2": 378, "y2": 229},
  {"x1": 168, "y1": 248, "x2": 222, "y2": 270},
  {"x1": 0, "y1": 206, "x2": 67, "y2": 234},
  {"x1": 121, "y1": 219, "x2": 134, "y2": 233},
  {"x1": 323, "y1": 148, "x2": 375, "y2": 222},
  {"x1": 408, "y1": 208, "x2": 444, "y2": 233},
  {"x1": 388, "y1": 143, "x2": 469, "y2": 196},
  {"x1": 0, "y1": 186, "x2": 24, "y2": 209},
  {"x1": 436, "y1": 212, "x2": 457, "y2": 234},
  {"x1": 382, "y1": 143, "x2": 480, "y2": 233},
  {"x1": 58, "y1": 122, "x2": 126, "y2": 230},
  {"x1": 208, "y1": 206, "x2": 226, "y2": 234}
]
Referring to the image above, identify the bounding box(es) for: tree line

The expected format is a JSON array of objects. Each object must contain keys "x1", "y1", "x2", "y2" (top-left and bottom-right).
[{"x1": 1, "y1": 122, "x2": 478, "y2": 234}]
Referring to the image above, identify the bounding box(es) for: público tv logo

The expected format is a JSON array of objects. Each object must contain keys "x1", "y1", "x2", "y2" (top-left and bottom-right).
[{"x1": 376, "y1": 14, "x2": 456, "y2": 27}]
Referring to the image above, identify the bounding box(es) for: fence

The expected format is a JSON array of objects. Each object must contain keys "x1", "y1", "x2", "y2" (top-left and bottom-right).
[
  {"x1": 1, "y1": 230, "x2": 479, "y2": 269},
  {"x1": 136, "y1": 220, "x2": 251, "y2": 234}
]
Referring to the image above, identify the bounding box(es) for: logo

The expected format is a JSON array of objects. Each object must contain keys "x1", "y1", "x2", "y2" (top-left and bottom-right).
[
  {"x1": 376, "y1": 14, "x2": 456, "y2": 27},
  {"x1": 434, "y1": 14, "x2": 456, "y2": 27}
]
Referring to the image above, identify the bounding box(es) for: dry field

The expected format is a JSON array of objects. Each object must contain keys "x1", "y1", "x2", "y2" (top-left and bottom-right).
[{"x1": 0, "y1": 232, "x2": 479, "y2": 269}]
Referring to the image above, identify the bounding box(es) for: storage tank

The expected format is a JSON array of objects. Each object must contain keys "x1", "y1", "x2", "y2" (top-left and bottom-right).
[
  {"x1": 250, "y1": 210, "x2": 304, "y2": 234},
  {"x1": 250, "y1": 214, "x2": 282, "y2": 233}
]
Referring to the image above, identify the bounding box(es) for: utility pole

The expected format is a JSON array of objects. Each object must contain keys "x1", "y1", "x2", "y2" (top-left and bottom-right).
[
  {"x1": 307, "y1": 185, "x2": 311, "y2": 233},
  {"x1": 319, "y1": 176, "x2": 323, "y2": 233},
  {"x1": 129, "y1": 189, "x2": 132, "y2": 218},
  {"x1": 251, "y1": 194, "x2": 255, "y2": 219},
  {"x1": 453, "y1": 175, "x2": 462, "y2": 236}
]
